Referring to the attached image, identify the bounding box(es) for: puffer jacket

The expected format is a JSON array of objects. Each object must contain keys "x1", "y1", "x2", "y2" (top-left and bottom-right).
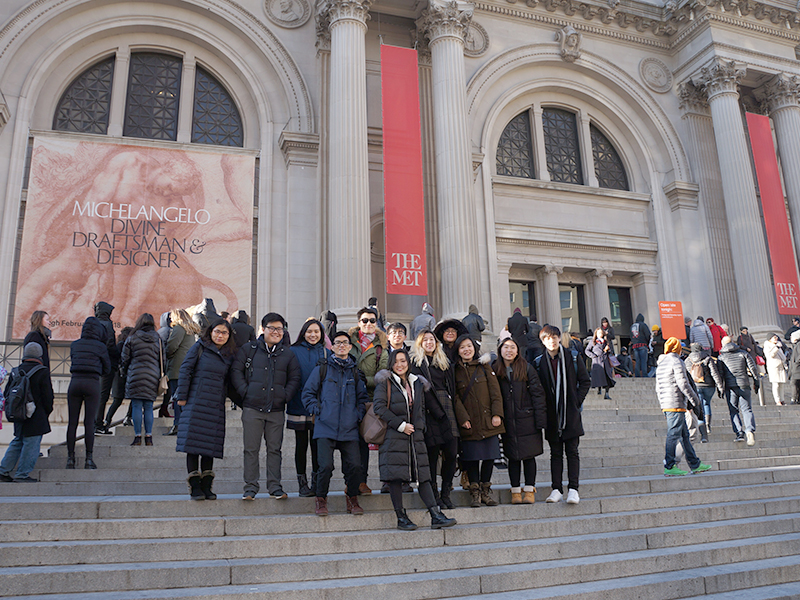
[
  {"x1": 289, "y1": 340, "x2": 330, "y2": 418},
  {"x1": 373, "y1": 370, "x2": 431, "y2": 483},
  {"x1": 348, "y1": 327, "x2": 389, "y2": 398},
  {"x1": 302, "y1": 355, "x2": 368, "y2": 441},
  {"x1": 684, "y1": 348, "x2": 724, "y2": 391},
  {"x1": 231, "y1": 336, "x2": 301, "y2": 413},
  {"x1": 175, "y1": 339, "x2": 234, "y2": 459},
  {"x1": 718, "y1": 342, "x2": 759, "y2": 390},
  {"x1": 462, "y1": 305, "x2": 486, "y2": 342},
  {"x1": 411, "y1": 357, "x2": 458, "y2": 446},
  {"x1": 507, "y1": 311, "x2": 529, "y2": 351},
  {"x1": 655, "y1": 353, "x2": 699, "y2": 411},
  {"x1": 94, "y1": 301, "x2": 119, "y2": 368},
  {"x1": 689, "y1": 319, "x2": 714, "y2": 350},
  {"x1": 69, "y1": 317, "x2": 111, "y2": 379},
  {"x1": 166, "y1": 324, "x2": 194, "y2": 381},
  {"x1": 495, "y1": 362, "x2": 547, "y2": 461},
  {"x1": 6, "y1": 359, "x2": 54, "y2": 438},
  {"x1": 121, "y1": 327, "x2": 165, "y2": 401},
  {"x1": 453, "y1": 355, "x2": 505, "y2": 441}
]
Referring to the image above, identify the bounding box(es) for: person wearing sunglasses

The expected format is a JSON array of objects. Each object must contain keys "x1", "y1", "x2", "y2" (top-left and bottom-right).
[{"x1": 347, "y1": 306, "x2": 389, "y2": 494}]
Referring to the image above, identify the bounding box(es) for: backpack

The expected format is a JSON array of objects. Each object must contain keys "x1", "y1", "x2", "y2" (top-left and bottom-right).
[
  {"x1": 689, "y1": 360, "x2": 705, "y2": 384},
  {"x1": 4, "y1": 365, "x2": 45, "y2": 422}
]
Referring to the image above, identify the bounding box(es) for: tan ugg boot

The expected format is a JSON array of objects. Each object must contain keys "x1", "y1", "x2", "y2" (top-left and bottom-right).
[
  {"x1": 522, "y1": 485, "x2": 536, "y2": 504},
  {"x1": 511, "y1": 487, "x2": 522, "y2": 504}
]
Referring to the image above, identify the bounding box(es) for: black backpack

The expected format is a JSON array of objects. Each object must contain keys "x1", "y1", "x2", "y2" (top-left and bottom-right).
[{"x1": 4, "y1": 365, "x2": 45, "y2": 422}]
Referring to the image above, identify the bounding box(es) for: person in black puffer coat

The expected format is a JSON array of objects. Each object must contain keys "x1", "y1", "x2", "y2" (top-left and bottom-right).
[
  {"x1": 66, "y1": 317, "x2": 111, "y2": 469},
  {"x1": 493, "y1": 338, "x2": 547, "y2": 504},
  {"x1": 93, "y1": 301, "x2": 120, "y2": 433},
  {"x1": 175, "y1": 318, "x2": 238, "y2": 500},
  {"x1": 121, "y1": 313, "x2": 166, "y2": 446},
  {"x1": 373, "y1": 349, "x2": 456, "y2": 531},
  {"x1": 717, "y1": 337, "x2": 759, "y2": 444}
]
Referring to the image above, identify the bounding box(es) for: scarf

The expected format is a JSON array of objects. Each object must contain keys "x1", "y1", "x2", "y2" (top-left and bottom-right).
[
  {"x1": 359, "y1": 331, "x2": 375, "y2": 353},
  {"x1": 544, "y1": 349, "x2": 568, "y2": 435}
]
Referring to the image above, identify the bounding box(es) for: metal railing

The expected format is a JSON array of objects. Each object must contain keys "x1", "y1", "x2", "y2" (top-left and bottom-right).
[{"x1": 0, "y1": 341, "x2": 72, "y2": 376}]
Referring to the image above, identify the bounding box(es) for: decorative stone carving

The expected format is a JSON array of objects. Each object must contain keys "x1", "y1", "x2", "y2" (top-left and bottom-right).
[
  {"x1": 317, "y1": 0, "x2": 372, "y2": 33},
  {"x1": 555, "y1": 24, "x2": 581, "y2": 62},
  {"x1": 639, "y1": 57, "x2": 673, "y2": 93},
  {"x1": 0, "y1": 90, "x2": 9, "y2": 132},
  {"x1": 677, "y1": 81, "x2": 709, "y2": 114},
  {"x1": 695, "y1": 58, "x2": 745, "y2": 100},
  {"x1": 265, "y1": 0, "x2": 311, "y2": 28},
  {"x1": 416, "y1": 0, "x2": 474, "y2": 44},
  {"x1": 762, "y1": 72, "x2": 800, "y2": 112},
  {"x1": 463, "y1": 21, "x2": 489, "y2": 56}
]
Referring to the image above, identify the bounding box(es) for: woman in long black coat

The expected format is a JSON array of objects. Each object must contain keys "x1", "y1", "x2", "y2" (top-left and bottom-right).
[
  {"x1": 493, "y1": 338, "x2": 547, "y2": 504},
  {"x1": 373, "y1": 349, "x2": 456, "y2": 531},
  {"x1": 585, "y1": 327, "x2": 615, "y2": 400},
  {"x1": 175, "y1": 318, "x2": 237, "y2": 500},
  {"x1": 23, "y1": 311, "x2": 51, "y2": 370}
]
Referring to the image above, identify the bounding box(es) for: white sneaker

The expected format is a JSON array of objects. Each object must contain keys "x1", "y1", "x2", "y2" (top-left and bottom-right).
[
  {"x1": 545, "y1": 489, "x2": 563, "y2": 503},
  {"x1": 566, "y1": 489, "x2": 580, "y2": 505},
  {"x1": 746, "y1": 431, "x2": 755, "y2": 446}
]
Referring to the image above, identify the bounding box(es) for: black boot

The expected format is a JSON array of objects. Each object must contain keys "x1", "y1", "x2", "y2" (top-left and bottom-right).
[
  {"x1": 188, "y1": 471, "x2": 204, "y2": 500},
  {"x1": 429, "y1": 505, "x2": 457, "y2": 529},
  {"x1": 699, "y1": 422, "x2": 709, "y2": 443},
  {"x1": 84, "y1": 452, "x2": 97, "y2": 470},
  {"x1": 66, "y1": 453, "x2": 75, "y2": 470},
  {"x1": 200, "y1": 470, "x2": 216, "y2": 500},
  {"x1": 395, "y1": 509, "x2": 417, "y2": 531},
  {"x1": 309, "y1": 471, "x2": 318, "y2": 497},
  {"x1": 163, "y1": 424, "x2": 178, "y2": 436},
  {"x1": 297, "y1": 474, "x2": 313, "y2": 497},
  {"x1": 439, "y1": 483, "x2": 454, "y2": 509}
]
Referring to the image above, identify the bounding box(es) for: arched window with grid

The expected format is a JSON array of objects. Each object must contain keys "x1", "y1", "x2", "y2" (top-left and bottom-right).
[
  {"x1": 496, "y1": 111, "x2": 534, "y2": 179},
  {"x1": 53, "y1": 57, "x2": 115, "y2": 135},
  {"x1": 123, "y1": 53, "x2": 183, "y2": 141},
  {"x1": 192, "y1": 66, "x2": 243, "y2": 147},
  {"x1": 590, "y1": 124, "x2": 629, "y2": 191}
]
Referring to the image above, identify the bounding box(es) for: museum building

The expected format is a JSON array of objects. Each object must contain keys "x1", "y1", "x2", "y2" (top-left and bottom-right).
[{"x1": 0, "y1": 0, "x2": 799, "y2": 349}]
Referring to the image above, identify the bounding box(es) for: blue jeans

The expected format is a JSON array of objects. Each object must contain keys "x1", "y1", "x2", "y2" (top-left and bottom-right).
[
  {"x1": 727, "y1": 387, "x2": 756, "y2": 435},
  {"x1": 131, "y1": 399, "x2": 154, "y2": 436},
  {"x1": 697, "y1": 386, "x2": 715, "y2": 419},
  {"x1": 664, "y1": 411, "x2": 700, "y2": 470},
  {"x1": 0, "y1": 434, "x2": 43, "y2": 479},
  {"x1": 633, "y1": 347, "x2": 649, "y2": 377}
]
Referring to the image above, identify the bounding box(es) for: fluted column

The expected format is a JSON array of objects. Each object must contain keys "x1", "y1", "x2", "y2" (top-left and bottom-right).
[
  {"x1": 417, "y1": 0, "x2": 481, "y2": 318},
  {"x1": 697, "y1": 59, "x2": 780, "y2": 338},
  {"x1": 592, "y1": 269, "x2": 612, "y2": 328},
  {"x1": 678, "y1": 82, "x2": 739, "y2": 326},
  {"x1": 764, "y1": 73, "x2": 800, "y2": 268},
  {"x1": 319, "y1": 0, "x2": 372, "y2": 325},
  {"x1": 541, "y1": 265, "x2": 563, "y2": 329}
]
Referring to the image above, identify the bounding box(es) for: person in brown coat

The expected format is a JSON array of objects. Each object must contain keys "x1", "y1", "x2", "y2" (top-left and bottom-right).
[{"x1": 452, "y1": 333, "x2": 504, "y2": 507}]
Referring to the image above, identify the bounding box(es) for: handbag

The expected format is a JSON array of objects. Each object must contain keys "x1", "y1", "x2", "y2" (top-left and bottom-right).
[
  {"x1": 756, "y1": 355, "x2": 766, "y2": 366},
  {"x1": 157, "y1": 339, "x2": 169, "y2": 396},
  {"x1": 360, "y1": 379, "x2": 389, "y2": 445},
  {"x1": 609, "y1": 355, "x2": 620, "y2": 367}
]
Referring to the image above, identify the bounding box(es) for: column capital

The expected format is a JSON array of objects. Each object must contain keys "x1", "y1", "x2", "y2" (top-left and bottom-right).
[
  {"x1": 677, "y1": 81, "x2": 710, "y2": 116},
  {"x1": 695, "y1": 58, "x2": 745, "y2": 101},
  {"x1": 761, "y1": 73, "x2": 800, "y2": 113},
  {"x1": 543, "y1": 264, "x2": 563, "y2": 276},
  {"x1": 592, "y1": 268, "x2": 614, "y2": 279},
  {"x1": 416, "y1": 0, "x2": 474, "y2": 46},
  {"x1": 317, "y1": 0, "x2": 372, "y2": 33}
]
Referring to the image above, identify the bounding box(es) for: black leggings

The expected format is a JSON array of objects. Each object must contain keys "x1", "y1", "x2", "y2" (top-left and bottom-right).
[
  {"x1": 508, "y1": 458, "x2": 537, "y2": 488},
  {"x1": 464, "y1": 460, "x2": 494, "y2": 484},
  {"x1": 387, "y1": 480, "x2": 437, "y2": 512},
  {"x1": 294, "y1": 428, "x2": 319, "y2": 475},
  {"x1": 186, "y1": 454, "x2": 214, "y2": 473},
  {"x1": 67, "y1": 376, "x2": 100, "y2": 455},
  {"x1": 427, "y1": 438, "x2": 458, "y2": 490}
]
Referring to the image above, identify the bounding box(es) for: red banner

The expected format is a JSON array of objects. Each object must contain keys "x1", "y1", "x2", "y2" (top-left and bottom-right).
[
  {"x1": 746, "y1": 113, "x2": 800, "y2": 314},
  {"x1": 381, "y1": 45, "x2": 427, "y2": 295}
]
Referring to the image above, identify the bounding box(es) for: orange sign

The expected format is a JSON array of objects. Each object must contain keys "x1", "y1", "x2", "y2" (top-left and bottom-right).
[
  {"x1": 658, "y1": 301, "x2": 685, "y2": 341},
  {"x1": 13, "y1": 136, "x2": 255, "y2": 340}
]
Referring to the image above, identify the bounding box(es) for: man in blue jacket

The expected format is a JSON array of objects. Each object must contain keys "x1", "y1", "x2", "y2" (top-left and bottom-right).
[{"x1": 302, "y1": 331, "x2": 368, "y2": 517}]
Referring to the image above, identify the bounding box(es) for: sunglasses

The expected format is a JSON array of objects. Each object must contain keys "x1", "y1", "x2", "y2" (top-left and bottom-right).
[{"x1": 360, "y1": 318, "x2": 377, "y2": 324}]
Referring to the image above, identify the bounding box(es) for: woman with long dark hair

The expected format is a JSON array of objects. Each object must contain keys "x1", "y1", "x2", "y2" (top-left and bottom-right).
[
  {"x1": 409, "y1": 330, "x2": 459, "y2": 509},
  {"x1": 24, "y1": 311, "x2": 51, "y2": 370},
  {"x1": 289, "y1": 318, "x2": 330, "y2": 497},
  {"x1": 373, "y1": 349, "x2": 456, "y2": 530},
  {"x1": 493, "y1": 338, "x2": 547, "y2": 504},
  {"x1": 175, "y1": 318, "x2": 237, "y2": 500},
  {"x1": 120, "y1": 313, "x2": 165, "y2": 446}
]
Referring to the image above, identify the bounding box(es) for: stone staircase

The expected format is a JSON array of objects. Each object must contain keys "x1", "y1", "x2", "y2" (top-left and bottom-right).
[{"x1": 2, "y1": 377, "x2": 800, "y2": 599}]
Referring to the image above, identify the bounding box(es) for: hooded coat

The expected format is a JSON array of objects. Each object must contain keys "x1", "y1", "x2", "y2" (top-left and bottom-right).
[
  {"x1": 121, "y1": 326, "x2": 166, "y2": 401},
  {"x1": 507, "y1": 310, "x2": 529, "y2": 352},
  {"x1": 302, "y1": 354, "x2": 368, "y2": 441},
  {"x1": 764, "y1": 338, "x2": 788, "y2": 384},
  {"x1": 495, "y1": 361, "x2": 547, "y2": 460},
  {"x1": 69, "y1": 317, "x2": 111, "y2": 378},
  {"x1": 6, "y1": 359, "x2": 53, "y2": 438},
  {"x1": 157, "y1": 312, "x2": 171, "y2": 344},
  {"x1": 373, "y1": 370, "x2": 431, "y2": 483},
  {"x1": 166, "y1": 324, "x2": 195, "y2": 381},
  {"x1": 348, "y1": 326, "x2": 389, "y2": 398},
  {"x1": 689, "y1": 319, "x2": 714, "y2": 350},
  {"x1": 434, "y1": 319, "x2": 469, "y2": 364},
  {"x1": 94, "y1": 301, "x2": 119, "y2": 368},
  {"x1": 462, "y1": 305, "x2": 486, "y2": 342},
  {"x1": 453, "y1": 352, "x2": 505, "y2": 441},
  {"x1": 175, "y1": 339, "x2": 234, "y2": 458},
  {"x1": 684, "y1": 345, "x2": 724, "y2": 391},
  {"x1": 409, "y1": 303, "x2": 436, "y2": 340},
  {"x1": 630, "y1": 314, "x2": 651, "y2": 349},
  {"x1": 718, "y1": 342, "x2": 759, "y2": 390},
  {"x1": 289, "y1": 340, "x2": 331, "y2": 419},
  {"x1": 230, "y1": 312, "x2": 256, "y2": 348},
  {"x1": 193, "y1": 299, "x2": 220, "y2": 334}
]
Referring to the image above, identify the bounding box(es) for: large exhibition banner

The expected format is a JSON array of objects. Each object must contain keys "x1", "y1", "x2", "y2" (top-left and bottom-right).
[
  {"x1": 746, "y1": 113, "x2": 800, "y2": 314},
  {"x1": 13, "y1": 135, "x2": 255, "y2": 341},
  {"x1": 381, "y1": 45, "x2": 428, "y2": 296}
]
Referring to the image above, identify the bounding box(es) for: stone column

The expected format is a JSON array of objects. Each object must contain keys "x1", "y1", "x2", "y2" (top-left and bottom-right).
[
  {"x1": 696, "y1": 59, "x2": 780, "y2": 338},
  {"x1": 417, "y1": 0, "x2": 481, "y2": 319},
  {"x1": 107, "y1": 47, "x2": 130, "y2": 137},
  {"x1": 176, "y1": 55, "x2": 196, "y2": 143},
  {"x1": 592, "y1": 269, "x2": 612, "y2": 327},
  {"x1": 763, "y1": 73, "x2": 800, "y2": 266},
  {"x1": 318, "y1": 0, "x2": 373, "y2": 326},
  {"x1": 540, "y1": 265, "x2": 563, "y2": 329}
]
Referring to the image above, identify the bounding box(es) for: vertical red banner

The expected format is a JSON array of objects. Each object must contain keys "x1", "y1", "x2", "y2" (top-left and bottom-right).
[
  {"x1": 746, "y1": 112, "x2": 800, "y2": 314},
  {"x1": 381, "y1": 45, "x2": 428, "y2": 295}
]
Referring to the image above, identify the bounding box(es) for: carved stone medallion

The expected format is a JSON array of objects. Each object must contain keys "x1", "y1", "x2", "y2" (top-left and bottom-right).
[
  {"x1": 463, "y1": 21, "x2": 489, "y2": 57},
  {"x1": 639, "y1": 57, "x2": 673, "y2": 94},
  {"x1": 265, "y1": 0, "x2": 311, "y2": 28}
]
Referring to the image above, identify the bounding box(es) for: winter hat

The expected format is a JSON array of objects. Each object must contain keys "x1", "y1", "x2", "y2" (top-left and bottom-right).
[
  {"x1": 664, "y1": 337, "x2": 681, "y2": 355},
  {"x1": 690, "y1": 343, "x2": 703, "y2": 353},
  {"x1": 23, "y1": 342, "x2": 43, "y2": 359},
  {"x1": 651, "y1": 325, "x2": 660, "y2": 332}
]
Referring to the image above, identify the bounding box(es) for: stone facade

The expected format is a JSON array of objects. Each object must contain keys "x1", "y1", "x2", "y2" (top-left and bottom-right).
[{"x1": 0, "y1": 0, "x2": 798, "y2": 343}]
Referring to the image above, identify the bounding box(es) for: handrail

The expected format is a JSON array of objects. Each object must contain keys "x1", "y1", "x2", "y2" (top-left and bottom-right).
[{"x1": 0, "y1": 341, "x2": 72, "y2": 376}]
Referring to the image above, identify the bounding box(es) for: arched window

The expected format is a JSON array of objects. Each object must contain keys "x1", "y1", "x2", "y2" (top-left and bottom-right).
[
  {"x1": 192, "y1": 66, "x2": 244, "y2": 147},
  {"x1": 124, "y1": 53, "x2": 183, "y2": 141},
  {"x1": 496, "y1": 111, "x2": 534, "y2": 179},
  {"x1": 542, "y1": 107, "x2": 582, "y2": 185},
  {"x1": 591, "y1": 124, "x2": 628, "y2": 191},
  {"x1": 53, "y1": 57, "x2": 115, "y2": 134}
]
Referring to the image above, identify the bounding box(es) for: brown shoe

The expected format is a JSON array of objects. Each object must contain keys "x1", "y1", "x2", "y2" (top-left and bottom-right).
[
  {"x1": 511, "y1": 488, "x2": 522, "y2": 504},
  {"x1": 480, "y1": 482, "x2": 498, "y2": 506},
  {"x1": 522, "y1": 487, "x2": 536, "y2": 504},
  {"x1": 315, "y1": 497, "x2": 328, "y2": 516},
  {"x1": 469, "y1": 482, "x2": 481, "y2": 508},
  {"x1": 358, "y1": 482, "x2": 372, "y2": 495},
  {"x1": 346, "y1": 495, "x2": 364, "y2": 515},
  {"x1": 461, "y1": 471, "x2": 470, "y2": 490}
]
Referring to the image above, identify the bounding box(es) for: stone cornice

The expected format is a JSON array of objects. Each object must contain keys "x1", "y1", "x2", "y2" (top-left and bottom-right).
[
  {"x1": 663, "y1": 180, "x2": 700, "y2": 211},
  {"x1": 278, "y1": 131, "x2": 320, "y2": 167},
  {"x1": 695, "y1": 58, "x2": 745, "y2": 99},
  {"x1": 760, "y1": 72, "x2": 800, "y2": 111},
  {"x1": 417, "y1": 0, "x2": 474, "y2": 45}
]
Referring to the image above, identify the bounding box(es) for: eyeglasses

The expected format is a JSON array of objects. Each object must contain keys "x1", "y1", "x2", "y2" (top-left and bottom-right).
[
  {"x1": 266, "y1": 326, "x2": 284, "y2": 334},
  {"x1": 211, "y1": 329, "x2": 229, "y2": 336},
  {"x1": 332, "y1": 340, "x2": 351, "y2": 347},
  {"x1": 360, "y1": 318, "x2": 377, "y2": 324}
]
